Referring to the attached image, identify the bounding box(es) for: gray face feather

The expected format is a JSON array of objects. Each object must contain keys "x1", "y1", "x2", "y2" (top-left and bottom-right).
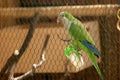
[{"x1": 58, "y1": 12, "x2": 72, "y2": 31}]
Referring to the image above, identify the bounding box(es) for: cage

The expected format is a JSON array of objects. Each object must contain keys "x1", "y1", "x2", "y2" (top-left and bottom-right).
[{"x1": 0, "y1": 0, "x2": 120, "y2": 80}]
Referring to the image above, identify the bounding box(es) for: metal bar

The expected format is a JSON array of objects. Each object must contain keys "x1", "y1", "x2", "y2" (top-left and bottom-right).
[{"x1": 0, "y1": 4, "x2": 118, "y2": 18}]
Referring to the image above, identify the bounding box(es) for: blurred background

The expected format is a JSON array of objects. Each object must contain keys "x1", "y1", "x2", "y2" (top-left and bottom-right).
[{"x1": 0, "y1": 0, "x2": 120, "y2": 80}]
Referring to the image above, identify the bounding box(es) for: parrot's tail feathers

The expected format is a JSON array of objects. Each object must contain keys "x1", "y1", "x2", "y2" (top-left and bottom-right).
[{"x1": 80, "y1": 40, "x2": 100, "y2": 58}]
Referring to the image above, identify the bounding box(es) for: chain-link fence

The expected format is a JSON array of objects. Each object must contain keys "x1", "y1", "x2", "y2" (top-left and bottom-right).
[{"x1": 0, "y1": 0, "x2": 120, "y2": 80}]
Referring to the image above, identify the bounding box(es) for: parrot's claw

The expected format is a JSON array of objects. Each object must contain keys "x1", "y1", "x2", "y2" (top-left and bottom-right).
[{"x1": 57, "y1": 34, "x2": 71, "y2": 42}]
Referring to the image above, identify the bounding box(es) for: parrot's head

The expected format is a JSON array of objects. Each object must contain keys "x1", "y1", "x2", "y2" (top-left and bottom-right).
[{"x1": 57, "y1": 11, "x2": 74, "y2": 30}]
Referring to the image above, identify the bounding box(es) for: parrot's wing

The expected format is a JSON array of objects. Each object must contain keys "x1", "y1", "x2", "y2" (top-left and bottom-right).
[
  {"x1": 69, "y1": 20, "x2": 100, "y2": 57},
  {"x1": 80, "y1": 40, "x2": 100, "y2": 57},
  {"x1": 70, "y1": 20, "x2": 95, "y2": 45}
]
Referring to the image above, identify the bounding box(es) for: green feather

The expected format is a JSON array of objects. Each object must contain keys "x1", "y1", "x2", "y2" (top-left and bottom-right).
[
  {"x1": 71, "y1": 40, "x2": 104, "y2": 80},
  {"x1": 64, "y1": 12, "x2": 94, "y2": 45},
  {"x1": 69, "y1": 22, "x2": 95, "y2": 45}
]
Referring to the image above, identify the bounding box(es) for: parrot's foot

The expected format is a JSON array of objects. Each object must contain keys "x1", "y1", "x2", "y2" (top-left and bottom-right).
[{"x1": 57, "y1": 34, "x2": 71, "y2": 42}]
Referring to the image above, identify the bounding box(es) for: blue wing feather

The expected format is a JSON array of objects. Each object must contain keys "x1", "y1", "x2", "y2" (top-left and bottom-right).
[{"x1": 80, "y1": 40, "x2": 100, "y2": 57}]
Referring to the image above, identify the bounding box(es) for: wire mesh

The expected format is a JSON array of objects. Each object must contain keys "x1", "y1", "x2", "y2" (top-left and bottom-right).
[{"x1": 0, "y1": 0, "x2": 120, "y2": 80}]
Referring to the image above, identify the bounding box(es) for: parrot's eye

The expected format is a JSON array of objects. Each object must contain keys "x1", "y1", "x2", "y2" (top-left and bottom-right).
[{"x1": 60, "y1": 14, "x2": 65, "y2": 17}]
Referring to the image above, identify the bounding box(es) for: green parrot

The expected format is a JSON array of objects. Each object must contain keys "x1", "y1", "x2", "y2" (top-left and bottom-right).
[{"x1": 57, "y1": 12, "x2": 103, "y2": 80}]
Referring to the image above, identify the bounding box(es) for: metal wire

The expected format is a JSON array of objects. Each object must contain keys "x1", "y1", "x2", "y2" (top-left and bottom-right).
[{"x1": 0, "y1": 0, "x2": 120, "y2": 80}]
